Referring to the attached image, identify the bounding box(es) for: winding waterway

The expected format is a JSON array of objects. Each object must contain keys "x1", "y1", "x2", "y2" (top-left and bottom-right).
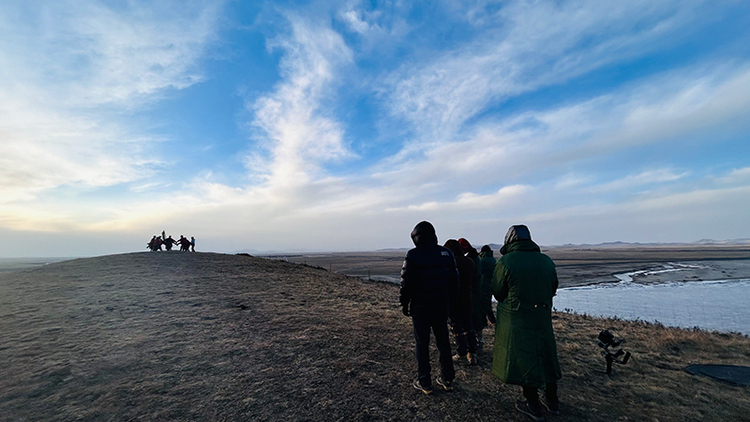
[{"x1": 554, "y1": 274, "x2": 750, "y2": 335}]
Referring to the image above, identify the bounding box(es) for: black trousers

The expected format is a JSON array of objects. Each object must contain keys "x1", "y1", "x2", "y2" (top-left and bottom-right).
[
  {"x1": 523, "y1": 383, "x2": 558, "y2": 408},
  {"x1": 413, "y1": 313, "x2": 455, "y2": 385},
  {"x1": 450, "y1": 315, "x2": 478, "y2": 356}
]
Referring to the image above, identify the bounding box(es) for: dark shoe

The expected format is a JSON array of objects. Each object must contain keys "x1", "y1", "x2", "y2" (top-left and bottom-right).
[
  {"x1": 540, "y1": 396, "x2": 560, "y2": 415},
  {"x1": 435, "y1": 375, "x2": 454, "y2": 391},
  {"x1": 467, "y1": 352, "x2": 477, "y2": 366},
  {"x1": 413, "y1": 378, "x2": 433, "y2": 395},
  {"x1": 516, "y1": 400, "x2": 545, "y2": 421}
]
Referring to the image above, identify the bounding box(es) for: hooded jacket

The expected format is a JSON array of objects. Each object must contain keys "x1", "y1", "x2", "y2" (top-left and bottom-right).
[
  {"x1": 491, "y1": 225, "x2": 561, "y2": 387},
  {"x1": 459, "y1": 238, "x2": 485, "y2": 329},
  {"x1": 444, "y1": 239, "x2": 475, "y2": 317},
  {"x1": 477, "y1": 246, "x2": 497, "y2": 325},
  {"x1": 399, "y1": 222, "x2": 460, "y2": 318}
]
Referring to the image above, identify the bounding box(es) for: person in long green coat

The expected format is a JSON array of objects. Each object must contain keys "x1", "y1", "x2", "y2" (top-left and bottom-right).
[{"x1": 492, "y1": 225, "x2": 561, "y2": 420}]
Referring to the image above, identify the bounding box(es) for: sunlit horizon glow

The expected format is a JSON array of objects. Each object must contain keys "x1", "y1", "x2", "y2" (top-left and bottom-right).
[{"x1": 1, "y1": 0, "x2": 750, "y2": 257}]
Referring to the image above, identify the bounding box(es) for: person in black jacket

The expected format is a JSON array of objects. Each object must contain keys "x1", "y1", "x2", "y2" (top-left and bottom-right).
[
  {"x1": 444, "y1": 239, "x2": 478, "y2": 365},
  {"x1": 400, "y1": 221, "x2": 459, "y2": 394}
]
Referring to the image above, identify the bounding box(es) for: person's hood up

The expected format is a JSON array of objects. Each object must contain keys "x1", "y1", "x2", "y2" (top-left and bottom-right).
[
  {"x1": 500, "y1": 225, "x2": 535, "y2": 255},
  {"x1": 459, "y1": 238, "x2": 479, "y2": 258},
  {"x1": 457, "y1": 238, "x2": 472, "y2": 253},
  {"x1": 443, "y1": 239, "x2": 462, "y2": 257},
  {"x1": 479, "y1": 245, "x2": 494, "y2": 258},
  {"x1": 411, "y1": 221, "x2": 438, "y2": 247}
]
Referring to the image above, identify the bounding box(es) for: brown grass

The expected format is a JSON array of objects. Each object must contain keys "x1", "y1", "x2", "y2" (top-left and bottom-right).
[{"x1": 0, "y1": 252, "x2": 748, "y2": 421}]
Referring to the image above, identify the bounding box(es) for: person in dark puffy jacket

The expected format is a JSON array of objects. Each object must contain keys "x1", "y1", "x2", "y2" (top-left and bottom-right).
[
  {"x1": 444, "y1": 239, "x2": 478, "y2": 365},
  {"x1": 400, "y1": 221, "x2": 459, "y2": 394}
]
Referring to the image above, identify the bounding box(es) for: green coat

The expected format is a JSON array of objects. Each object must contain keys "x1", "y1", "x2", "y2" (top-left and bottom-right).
[{"x1": 491, "y1": 240, "x2": 561, "y2": 387}]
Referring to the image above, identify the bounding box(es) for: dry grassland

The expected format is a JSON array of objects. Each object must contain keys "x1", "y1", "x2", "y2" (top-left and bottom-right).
[{"x1": 0, "y1": 252, "x2": 748, "y2": 421}]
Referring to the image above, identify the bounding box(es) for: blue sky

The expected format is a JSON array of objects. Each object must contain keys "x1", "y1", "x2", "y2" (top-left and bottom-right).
[{"x1": 2, "y1": 0, "x2": 750, "y2": 257}]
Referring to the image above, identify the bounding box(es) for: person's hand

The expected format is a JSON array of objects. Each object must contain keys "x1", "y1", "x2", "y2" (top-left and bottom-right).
[{"x1": 402, "y1": 304, "x2": 410, "y2": 317}]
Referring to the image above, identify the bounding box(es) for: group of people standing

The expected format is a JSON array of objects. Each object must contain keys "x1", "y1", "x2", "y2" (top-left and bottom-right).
[
  {"x1": 147, "y1": 231, "x2": 195, "y2": 252},
  {"x1": 399, "y1": 221, "x2": 561, "y2": 421}
]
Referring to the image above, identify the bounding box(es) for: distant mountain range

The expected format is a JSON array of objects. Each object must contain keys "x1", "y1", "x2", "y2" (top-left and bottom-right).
[
  {"x1": 547, "y1": 239, "x2": 750, "y2": 249},
  {"x1": 241, "y1": 239, "x2": 750, "y2": 256}
]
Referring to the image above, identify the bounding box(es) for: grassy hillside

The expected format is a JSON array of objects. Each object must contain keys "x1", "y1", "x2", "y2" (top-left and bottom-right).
[{"x1": 0, "y1": 253, "x2": 748, "y2": 421}]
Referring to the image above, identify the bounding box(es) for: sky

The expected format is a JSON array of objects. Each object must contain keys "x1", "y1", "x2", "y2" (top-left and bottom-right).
[{"x1": 1, "y1": 0, "x2": 750, "y2": 257}]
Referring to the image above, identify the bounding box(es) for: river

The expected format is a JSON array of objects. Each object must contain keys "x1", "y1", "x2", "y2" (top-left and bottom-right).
[{"x1": 554, "y1": 273, "x2": 750, "y2": 335}]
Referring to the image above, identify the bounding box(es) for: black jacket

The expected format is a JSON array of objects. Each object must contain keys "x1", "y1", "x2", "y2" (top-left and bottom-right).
[{"x1": 399, "y1": 222, "x2": 459, "y2": 318}]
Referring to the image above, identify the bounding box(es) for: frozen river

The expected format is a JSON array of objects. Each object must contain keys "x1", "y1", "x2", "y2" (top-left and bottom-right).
[{"x1": 553, "y1": 273, "x2": 750, "y2": 335}]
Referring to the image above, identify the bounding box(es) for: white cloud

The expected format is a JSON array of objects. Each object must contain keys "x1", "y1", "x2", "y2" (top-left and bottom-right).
[
  {"x1": 339, "y1": 9, "x2": 375, "y2": 35},
  {"x1": 589, "y1": 169, "x2": 689, "y2": 193},
  {"x1": 2, "y1": 0, "x2": 749, "y2": 256},
  {"x1": 387, "y1": 185, "x2": 529, "y2": 212},
  {"x1": 0, "y1": 0, "x2": 222, "y2": 206},
  {"x1": 717, "y1": 167, "x2": 750, "y2": 185},
  {"x1": 335, "y1": 1, "x2": 411, "y2": 51},
  {"x1": 383, "y1": 0, "x2": 712, "y2": 143},
  {"x1": 249, "y1": 14, "x2": 355, "y2": 192}
]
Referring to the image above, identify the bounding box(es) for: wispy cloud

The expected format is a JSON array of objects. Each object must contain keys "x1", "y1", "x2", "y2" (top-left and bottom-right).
[
  {"x1": 248, "y1": 13, "x2": 355, "y2": 192},
  {"x1": 2, "y1": 0, "x2": 749, "y2": 256},
  {"x1": 382, "y1": 0, "x2": 714, "y2": 143},
  {"x1": 387, "y1": 185, "x2": 529, "y2": 212},
  {"x1": 0, "y1": 0, "x2": 222, "y2": 204},
  {"x1": 589, "y1": 169, "x2": 689, "y2": 193}
]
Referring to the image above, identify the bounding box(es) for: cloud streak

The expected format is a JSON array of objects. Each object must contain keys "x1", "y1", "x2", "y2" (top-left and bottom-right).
[
  {"x1": 1, "y1": 0, "x2": 749, "y2": 256},
  {"x1": 248, "y1": 14, "x2": 354, "y2": 191},
  {"x1": 0, "y1": 0, "x2": 222, "y2": 204}
]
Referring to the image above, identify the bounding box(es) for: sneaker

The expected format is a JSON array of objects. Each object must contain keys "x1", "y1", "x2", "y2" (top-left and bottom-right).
[
  {"x1": 540, "y1": 396, "x2": 560, "y2": 415},
  {"x1": 516, "y1": 400, "x2": 545, "y2": 421},
  {"x1": 435, "y1": 375, "x2": 454, "y2": 391},
  {"x1": 467, "y1": 352, "x2": 477, "y2": 366},
  {"x1": 452, "y1": 354, "x2": 464, "y2": 363},
  {"x1": 413, "y1": 378, "x2": 433, "y2": 395}
]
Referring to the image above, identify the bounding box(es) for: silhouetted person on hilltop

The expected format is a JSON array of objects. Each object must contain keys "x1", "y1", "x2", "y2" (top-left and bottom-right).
[
  {"x1": 178, "y1": 235, "x2": 191, "y2": 252},
  {"x1": 147, "y1": 236, "x2": 163, "y2": 251},
  {"x1": 400, "y1": 221, "x2": 459, "y2": 394},
  {"x1": 163, "y1": 235, "x2": 176, "y2": 251},
  {"x1": 492, "y1": 225, "x2": 561, "y2": 420},
  {"x1": 190, "y1": 236, "x2": 195, "y2": 252}
]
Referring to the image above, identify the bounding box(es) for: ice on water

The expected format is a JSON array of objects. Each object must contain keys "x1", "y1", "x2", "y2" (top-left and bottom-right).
[{"x1": 554, "y1": 264, "x2": 750, "y2": 335}]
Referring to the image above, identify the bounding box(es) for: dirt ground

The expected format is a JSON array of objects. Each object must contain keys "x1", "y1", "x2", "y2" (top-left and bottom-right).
[
  {"x1": 1, "y1": 252, "x2": 749, "y2": 421},
  {"x1": 274, "y1": 245, "x2": 750, "y2": 287}
]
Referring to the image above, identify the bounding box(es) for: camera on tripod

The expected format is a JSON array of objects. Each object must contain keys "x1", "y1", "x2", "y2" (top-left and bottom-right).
[{"x1": 597, "y1": 330, "x2": 631, "y2": 375}]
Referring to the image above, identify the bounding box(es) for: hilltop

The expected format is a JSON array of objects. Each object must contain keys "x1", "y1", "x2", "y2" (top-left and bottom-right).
[{"x1": 0, "y1": 252, "x2": 748, "y2": 421}]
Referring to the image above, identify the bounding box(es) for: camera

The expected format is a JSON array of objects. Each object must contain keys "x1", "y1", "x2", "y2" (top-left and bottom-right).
[{"x1": 597, "y1": 330, "x2": 631, "y2": 375}]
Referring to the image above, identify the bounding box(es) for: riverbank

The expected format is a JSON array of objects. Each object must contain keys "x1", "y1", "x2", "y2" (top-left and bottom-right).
[
  {"x1": 1, "y1": 252, "x2": 748, "y2": 421},
  {"x1": 273, "y1": 245, "x2": 750, "y2": 287}
]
